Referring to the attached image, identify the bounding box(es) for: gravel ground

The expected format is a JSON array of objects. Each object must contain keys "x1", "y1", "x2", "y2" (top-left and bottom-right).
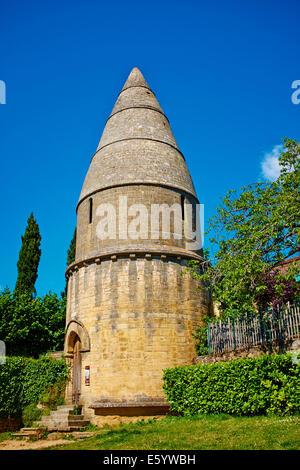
[{"x1": 0, "y1": 438, "x2": 76, "y2": 450}]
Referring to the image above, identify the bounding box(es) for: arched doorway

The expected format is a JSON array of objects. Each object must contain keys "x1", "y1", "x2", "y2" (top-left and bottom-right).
[
  {"x1": 64, "y1": 320, "x2": 90, "y2": 405},
  {"x1": 72, "y1": 334, "x2": 81, "y2": 405}
]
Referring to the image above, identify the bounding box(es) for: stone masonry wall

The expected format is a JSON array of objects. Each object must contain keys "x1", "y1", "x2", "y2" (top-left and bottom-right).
[
  {"x1": 65, "y1": 256, "x2": 211, "y2": 421},
  {"x1": 76, "y1": 184, "x2": 197, "y2": 262},
  {"x1": 193, "y1": 339, "x2": 300, "y2": 365}
]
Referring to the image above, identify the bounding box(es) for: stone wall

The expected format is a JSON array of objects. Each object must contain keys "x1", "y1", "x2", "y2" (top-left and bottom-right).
[
  {"x1": 65, "y1": 255, "x2": 211, "y2": 421},
  {"x1": 193, "y1": 339, "x2": 300, "y2": 365},
  {"x1": 91, "y1": 412, "x2": 167, "y2": 428},
  {"x1": 46, "y1": 351, "x2": 64, "y2": 361},
  {"x1": 0, "y1": 417, "x2": 21, "y2": 433},
  {"x1": 75, "y1": 184, "x2": 198, "y2": 262}
]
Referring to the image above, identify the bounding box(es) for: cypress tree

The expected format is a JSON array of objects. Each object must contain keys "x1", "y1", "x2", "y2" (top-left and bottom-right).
[
  {"x1": 63, "y1": 228, "x2": 76, "y2": 296},
  {"x1": 15, "y1": 213, "x2": 41, "y2": 297},
  {"x1": 66, "y1": 227, "x2": 76, "y2": 267}
]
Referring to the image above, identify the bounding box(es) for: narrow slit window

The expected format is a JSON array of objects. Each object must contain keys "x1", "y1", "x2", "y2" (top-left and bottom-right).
[
  {"x1": 89, "y1": 198, "x2": 93, "y2": 224},
  {"x1": 181, "y1": 195, "x2": 185, "y2": 220}
]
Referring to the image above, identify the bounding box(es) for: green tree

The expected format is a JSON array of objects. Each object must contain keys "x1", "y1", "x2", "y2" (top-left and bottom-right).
[
  {"x1": 63, "y1": 228, "x2": 76, "y2": 296},
  {"x1": 15, "y1": 213, "x2": 41, "y2": 297},
  {"x1": 0, "y1": 288, "x2": 65, "y2": 357},
  {"x1": 186, "y1": 138, "x2": 300, "y2": 316},
  {"x1": 67, "y1": 228, "x2": 76, "y2": 266}
]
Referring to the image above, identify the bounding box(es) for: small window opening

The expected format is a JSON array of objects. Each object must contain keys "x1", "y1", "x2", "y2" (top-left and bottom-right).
[
  {"x1": 181, "y1": 195, "x2": 185, "y2": 220},
  {"x1": 89, "y1": 198, "x2": 93, "y2": 224}
]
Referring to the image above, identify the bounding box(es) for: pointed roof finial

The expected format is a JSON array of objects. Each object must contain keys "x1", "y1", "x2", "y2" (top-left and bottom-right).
[
  {"x1": 121, "y1": 67, "x2": 150, "y2": 92},
  {"x1": 107, "y1": 66, "x2": 163, "y2": 121}
]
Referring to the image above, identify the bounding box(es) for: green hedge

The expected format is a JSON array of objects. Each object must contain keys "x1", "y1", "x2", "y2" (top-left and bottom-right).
[
  {"x1": 163, "y1": 354, "x2": 300, "y2": 416},
  {"x1": 0, "y1": 356, "x2": 69, "y2": 417}
]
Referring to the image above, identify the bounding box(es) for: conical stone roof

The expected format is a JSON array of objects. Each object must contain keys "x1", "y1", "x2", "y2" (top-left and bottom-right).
[
  {"x1": 121, "y1": 67, "x2": 152, "y2": 91},
  {"x1": 78, "y1": 68, "x2": 197, "y2": 208}
]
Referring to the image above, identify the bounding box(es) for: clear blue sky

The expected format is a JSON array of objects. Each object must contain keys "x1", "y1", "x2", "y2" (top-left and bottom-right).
[{"x1": 0, "y1": 0, "x2": 299, "y2": 296}]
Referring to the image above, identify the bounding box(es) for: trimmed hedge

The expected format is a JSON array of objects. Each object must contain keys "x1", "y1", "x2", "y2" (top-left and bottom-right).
[
  {"x1": 163, "y1": 353, "x2": 300, "y2": 416},
  {"x1": 0, "y1": 356, "x2": 69, "y2": 417}
]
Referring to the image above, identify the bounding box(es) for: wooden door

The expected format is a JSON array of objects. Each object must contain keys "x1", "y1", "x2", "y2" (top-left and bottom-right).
[{"x1": 72, "y1": 336, "x2": 81, "y2": 405}]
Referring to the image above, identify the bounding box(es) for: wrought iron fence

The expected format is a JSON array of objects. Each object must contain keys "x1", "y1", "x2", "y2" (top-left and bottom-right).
[{"x1": 207, "y1": 302, "x2": 300, "y2": 354}]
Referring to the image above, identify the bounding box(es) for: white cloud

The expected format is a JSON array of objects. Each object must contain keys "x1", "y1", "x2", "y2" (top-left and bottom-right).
[{"x1": 261, "y1": 144, "x2": 283, "y2": 181}]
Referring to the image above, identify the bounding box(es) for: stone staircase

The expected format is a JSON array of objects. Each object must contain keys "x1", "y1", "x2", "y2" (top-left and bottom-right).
[
  {"x1": 35, "y1": 405, "x2": 90, "y2": 432},
  {"x1": 12, "y1": 427, "x2": 46, "y2": 440}
]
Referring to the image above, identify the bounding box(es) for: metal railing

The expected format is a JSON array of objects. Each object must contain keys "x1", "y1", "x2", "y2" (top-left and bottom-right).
[{"x1": 207, "y1": 302, "x2": 300, "y2": 354}]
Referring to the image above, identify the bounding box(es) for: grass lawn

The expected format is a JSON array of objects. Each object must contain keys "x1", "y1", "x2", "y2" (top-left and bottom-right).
[
  {"x1": 49, "y1": 414, "x2": 300, "y2": 450},
  {"x1": 0, "y1": 432, "x2": 12, "y2": 442}
]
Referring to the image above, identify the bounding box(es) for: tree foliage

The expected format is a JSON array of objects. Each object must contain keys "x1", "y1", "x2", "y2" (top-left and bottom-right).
[
  {"x1": 63, "y1": 227, "x2": 77, "y2": 296},
  {"x1": 254, "y1": 270, "x2": 299, "y2": 309},
  {"x1": 0, "y1": 356, "x2": 69, "y2": 417},
  {"x1": 15, "y1": 213, "x2": 41, "y2": 297},
  {"x1": 186, "y1": 138, "x2": 300, "y2": 316},
  {"x1": 192, "y1": 315, "x2": 211, "y2": 356},
  {"x1": 0, "y1": 288, "x2": 66, "y2": 357},
  {"x1": 66, "y1": 228, "x2": 76, "y2": 267}
]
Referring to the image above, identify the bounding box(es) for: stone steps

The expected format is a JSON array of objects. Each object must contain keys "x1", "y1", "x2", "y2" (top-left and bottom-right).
[
  {"x1": 39, "y1": 414, "x2": 87, "y2": 421},
  {"x1": 49, "y1": 409, "x2": 73, "y2": 416},
  {"x1": 34, "y1": 405, "x2": 89, "y2": 432},
  {"x1": 54, "y1": 405, "x2": 75, "y2": 411},
  {"x1": 38, "y1": 419, "x2": 89, "y2": 427},
  {"x1": 41, "y1": 426, "x2": 87, "y2": 432},
  {"x1": 11, "y1": 428, "x2": 46, "y2": 439}
]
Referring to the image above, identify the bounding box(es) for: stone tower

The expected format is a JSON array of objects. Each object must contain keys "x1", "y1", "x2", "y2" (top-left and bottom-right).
[{"x1": 64, "y1": 68, "x2": 211, "y2": 425}]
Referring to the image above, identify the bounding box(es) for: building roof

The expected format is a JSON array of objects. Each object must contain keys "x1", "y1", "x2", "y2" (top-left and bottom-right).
[
  {"x1": 77, "y1": 67, "x2": 197, "y2": 209},
  {"x1": 273, "y1": 255, "x2": 300, "y2": 275}
]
